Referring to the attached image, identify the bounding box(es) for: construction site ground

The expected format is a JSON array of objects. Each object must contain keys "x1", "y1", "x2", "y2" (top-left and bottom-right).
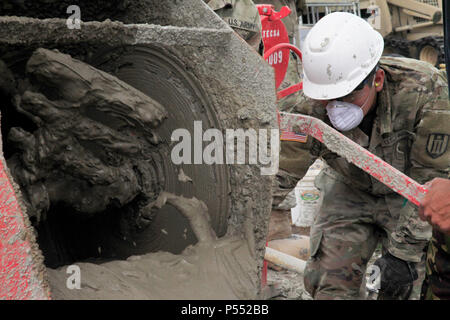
[
  {"x1": 266, "y1": 229, "x2": 313, "y2": 300},
  {"x1": 265, "y1": 230, "x2": 383, "y2": 301}
]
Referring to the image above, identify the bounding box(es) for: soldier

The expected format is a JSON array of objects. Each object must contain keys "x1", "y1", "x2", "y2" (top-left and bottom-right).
[
  {"x1": 204, "y1": 0, "x2": 263, "y2": 51},
  {"x1": 281, "y1": 12, "x2": 449, "y2": 299},
  {"x1": 419, "y1": 178, "x2": 450, "y2": 299}
]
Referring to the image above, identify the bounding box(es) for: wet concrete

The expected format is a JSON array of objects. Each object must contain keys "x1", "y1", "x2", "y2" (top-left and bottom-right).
[{"x1": 46, "y1": 193, "x2": 260, "y2": 300}]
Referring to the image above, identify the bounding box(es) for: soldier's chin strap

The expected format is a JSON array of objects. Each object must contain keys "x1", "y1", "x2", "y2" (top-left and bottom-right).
[{"x1": 444, "y1": 0, "x2": 450, "y2": 98}]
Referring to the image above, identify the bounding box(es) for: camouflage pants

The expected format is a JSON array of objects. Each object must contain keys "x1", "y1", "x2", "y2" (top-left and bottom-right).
[
  {"x1": 304, "y1": 168, "x2": 427, "y2": 299},
  {"x1": 421, "y1": 230, "x2": 450, "y2": 300}
]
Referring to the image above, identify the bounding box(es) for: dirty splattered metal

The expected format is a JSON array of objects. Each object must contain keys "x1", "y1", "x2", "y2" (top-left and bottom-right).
[{"x1": 0, "y1": 157, "x2": 50, "y2": 300}]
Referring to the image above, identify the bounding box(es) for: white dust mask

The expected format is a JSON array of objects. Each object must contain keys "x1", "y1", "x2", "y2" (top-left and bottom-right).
[
  {"x1": 326, "y1": 100, "x2": 364, "y2": 132},
  {"x1": 326, "y1": 77, "x2": 376, "y2": 131}
]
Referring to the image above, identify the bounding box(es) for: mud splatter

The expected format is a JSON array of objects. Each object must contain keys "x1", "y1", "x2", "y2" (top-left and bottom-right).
[
  {"x1": 320, "y1": 37, "x2": 330, "y2": 48},
  {"x1": 327, "y1": 64, "x2": 332, "y2": 79},
  {"x1": 178, "y1": 168, "x2": 193, "y2": 183}
]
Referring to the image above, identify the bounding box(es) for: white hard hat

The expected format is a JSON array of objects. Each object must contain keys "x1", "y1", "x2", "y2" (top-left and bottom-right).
[{"x1": 302, "y1": 12, "x2": 384, "y2": 100}]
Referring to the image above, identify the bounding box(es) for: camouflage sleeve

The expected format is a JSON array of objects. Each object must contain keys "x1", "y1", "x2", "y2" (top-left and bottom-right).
[
  {"x1": 390, "y1": 70, "x2": 450, "y2": 263},
  {"x1": 205, "y1": 0, "x2": 262, "y2": 51},
  {"x1": 410, "y1": 70, "x2": 450, "y2": 183}
]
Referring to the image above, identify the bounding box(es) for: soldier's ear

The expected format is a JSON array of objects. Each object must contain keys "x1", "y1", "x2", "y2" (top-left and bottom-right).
[{"x1": 374, "y1": 69, "x2": 385, "y2": 92}]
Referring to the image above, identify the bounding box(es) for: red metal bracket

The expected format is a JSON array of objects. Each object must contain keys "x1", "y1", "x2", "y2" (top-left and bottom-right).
[
  {"x1": 264, "y1": 42, "x2": 304, "y2": 99},
  {"x1": 257, "y1": 4, "x2": 292, "y2": 21}
]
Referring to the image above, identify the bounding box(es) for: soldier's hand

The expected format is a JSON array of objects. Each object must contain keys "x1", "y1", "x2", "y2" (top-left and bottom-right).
[{"x1": 419, "y1": 178, "x2": 450, "y2": 235}]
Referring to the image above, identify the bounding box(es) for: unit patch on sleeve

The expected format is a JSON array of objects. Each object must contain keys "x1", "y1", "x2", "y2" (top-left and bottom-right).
[{"x1": 426, "y1": 133, "x2": 449, "y2": 159}]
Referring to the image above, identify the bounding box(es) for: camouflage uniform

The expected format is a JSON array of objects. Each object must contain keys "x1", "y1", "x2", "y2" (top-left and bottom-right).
[
  {"x1": 281, "y1": 56, "x2": 449, "y2": 299},
  {"x1": 205, "y1": 0, "x2": 262, "y2": 51},
  {"x1": 421, "y1": 230, "x2": 450, "y2": 299}
]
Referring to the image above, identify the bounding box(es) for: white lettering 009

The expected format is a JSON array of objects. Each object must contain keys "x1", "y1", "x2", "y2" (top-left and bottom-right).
[{"x1": 268, "y1": 50, "x2": 283, "y2": 66}]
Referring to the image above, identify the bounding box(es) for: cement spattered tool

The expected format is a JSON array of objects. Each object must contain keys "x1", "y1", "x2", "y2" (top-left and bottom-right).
[{"x1": 278, "y1": 112, "x2": 428, "y2": 206}]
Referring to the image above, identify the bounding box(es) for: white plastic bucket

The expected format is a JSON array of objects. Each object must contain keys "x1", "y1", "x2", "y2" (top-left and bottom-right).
[{"x1": 291, "y1": 162, "x2": 323, "y2": 227}]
